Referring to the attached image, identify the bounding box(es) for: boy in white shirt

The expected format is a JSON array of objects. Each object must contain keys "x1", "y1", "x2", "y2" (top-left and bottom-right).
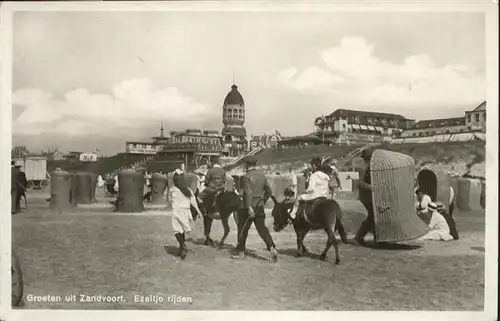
[{"x1": 415, "y1": 189, "x2": 432, "y2": 214}]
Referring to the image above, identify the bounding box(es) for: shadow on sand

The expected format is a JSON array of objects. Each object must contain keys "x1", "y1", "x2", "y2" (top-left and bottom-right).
[
  {"x1": 278, "y1": 248, "x2": 323, "y2": 260},
  {"x1": 364, "y1": 242, "x2": 422, "y2": 251}
]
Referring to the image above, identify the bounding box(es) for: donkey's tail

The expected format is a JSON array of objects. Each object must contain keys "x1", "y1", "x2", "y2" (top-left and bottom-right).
[{"x1": 335, "y1": 211, "x2": 349, "y2": 244}]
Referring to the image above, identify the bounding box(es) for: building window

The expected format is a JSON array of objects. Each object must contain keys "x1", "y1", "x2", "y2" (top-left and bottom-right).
[
  {"x1": 475, "y1": 113, "x2": 480, "y2": 121},
  {"x1": 412, "y1": 133, "x2": 417, "y2": 137},
  {"x1": 467, "y1": 114, "x2": 471, "y2": 122}
]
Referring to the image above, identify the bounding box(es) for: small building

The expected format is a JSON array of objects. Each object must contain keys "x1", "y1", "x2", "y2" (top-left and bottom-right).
[
  {"x1": 401, "y1": 117, "x2": 466, "y2": 138},
  {"x1": 465, "y1": 101, "x2": 486, "y2": 132},
  {"x1": 79, "y1": 152, "x2": 99, "y2": 162},
  {"x1": 65, "y1": 151, "x2": 82, "y2": 161},
  {"x1": 50, "y1": 151, "x2": 65, "y2": 161},
  {"x1": 250, "y1": 131, "x2": 281, "y2": 149}
]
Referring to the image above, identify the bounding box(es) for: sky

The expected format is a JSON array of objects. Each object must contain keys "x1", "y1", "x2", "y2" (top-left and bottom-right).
[{"x1": 12, "y1": 11, "x2": 486, "y2": 155}]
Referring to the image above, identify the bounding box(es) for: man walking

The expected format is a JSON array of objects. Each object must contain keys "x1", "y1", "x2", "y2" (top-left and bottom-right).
[
  {"x1": 16, "y1": 166, "x2": 28, "y2": 211},
  {"x1": 354, "y1": 149, "x2": 375, "y2": 246},
  {"x1": 11, "y1": 161, "x2": 21, "y2": 214},
  {"x1": 231, "y1": 155, "x2": 278, "y2": 262}
]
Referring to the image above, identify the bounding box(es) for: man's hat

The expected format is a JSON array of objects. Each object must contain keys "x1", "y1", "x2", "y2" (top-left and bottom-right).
[
  {"x1": 361, "y1": 149, "x2": 374, "y2": 159},
  {"x1": 428, "y1": 202, "x2": 438, "y2": 211},
  {"x1": 244, "y1": 155, "x2": 258, "y2": 165}
]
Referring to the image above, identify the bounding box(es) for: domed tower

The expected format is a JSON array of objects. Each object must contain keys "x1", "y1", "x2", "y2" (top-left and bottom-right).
[
  {"x1": 221, "y1": 84, "x2": 248, "y2": 156},
  {"x1": 222, "y1": 84, "x2": 245, "y2": 127}
]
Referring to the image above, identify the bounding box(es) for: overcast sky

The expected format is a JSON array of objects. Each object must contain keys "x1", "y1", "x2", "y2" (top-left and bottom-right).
[{"x1": 12, "y1": 11, "x2": 486, "y2": 155}]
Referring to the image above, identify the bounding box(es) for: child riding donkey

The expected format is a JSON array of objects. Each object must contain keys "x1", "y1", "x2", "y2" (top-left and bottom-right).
[{"x1": 289, "y1": 158, "x2": 333, "y2": 220}]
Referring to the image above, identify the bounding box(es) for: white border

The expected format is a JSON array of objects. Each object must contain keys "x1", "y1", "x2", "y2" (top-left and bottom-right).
[{"x1": 1, "y1": 1, "x2": 498, "y2": 321}]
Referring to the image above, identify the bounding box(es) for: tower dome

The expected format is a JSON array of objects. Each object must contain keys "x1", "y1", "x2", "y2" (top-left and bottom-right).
[
  {"x1": 222, "y1": 84, "x2": 245, "y2": 127},
  {"x1": 224, "y1": 85, "x2": 245, "y2": 105}
]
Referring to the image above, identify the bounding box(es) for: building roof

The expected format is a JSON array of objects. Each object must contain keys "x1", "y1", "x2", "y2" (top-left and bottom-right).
[
  {"x1": 279, "y1": 135, "x2": 321, "y2": 143},
  {"x1": 466, "y1": 101, "x2": 486, "y2": 113},
  {"x1": 170, "y1": 130, "x2": 219, "y2": 137},
  {"x1": 222, "y1": 126, "x2": 247, "y2": 137},
  {"x1": 409, "y1": 117, "x2": 465, "y2": 129},
  {"x1": 328, "y1": 109, "x2": 410, "y2": 120},
  {"x1": 223, "y1": 84, "x2": 245, "y2": 106},
  {"x1": 126, "y1": 141, "x2": 162, "y2": 145}
]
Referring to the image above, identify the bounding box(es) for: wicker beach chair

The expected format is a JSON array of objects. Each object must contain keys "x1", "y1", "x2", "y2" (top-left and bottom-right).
[{"x1": 370, "y1": 149, "x2": 429, "y2": 243}]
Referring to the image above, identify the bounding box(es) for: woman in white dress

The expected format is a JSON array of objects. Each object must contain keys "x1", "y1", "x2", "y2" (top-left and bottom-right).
[
  {"x1": 168, "y1": 169, "x2": 202, "y2": 260},
  {"x1": 418, "y1": 202, "x2": 453, "y2": 241}
]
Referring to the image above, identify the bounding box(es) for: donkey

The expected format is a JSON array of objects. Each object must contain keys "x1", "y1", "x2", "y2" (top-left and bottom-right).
[
  {"x1": 191, "y1": 189, "x2": 241, "y2": 248},
  {"x1": 270, "y1": 196, "x2": 349, "y2": 265}
]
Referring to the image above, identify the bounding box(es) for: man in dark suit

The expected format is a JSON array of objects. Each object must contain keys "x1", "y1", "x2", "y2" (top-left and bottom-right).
[
  {"x1": 11, "y1": 162, "x2": 24, "y2": 214},
  {"x1": 198, "y1": 161, "x2": 226, "y2": 215},
  {"x1": 17, "y1": 167, "x2": 28, "y2": 211},
  {"x1": 355, "y1": 149, "x2": 375, "y2": 246},
  {"x1": 231, "y1": 155, "x2": 278, "y2": 262}
]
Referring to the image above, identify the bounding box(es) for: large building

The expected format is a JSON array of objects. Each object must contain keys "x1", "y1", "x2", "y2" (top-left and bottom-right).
[
  {"x1": 221, "y1": 84, "x2": 248, "y2": 157},
  {"x1": 401, "y1": 101, "x2": 486, "y2": 137},
  {"x1": 401, "y1": 117, "x2": 466, "y2": 138},
  {"x1": 156, "y1": 129, "x2": 223, "y2": 170},
  {"x1": 314, "y1": 109, "x2": 415, "y2": 138},
  {"x1": 465, "y1": 101, "x2": 486, "y2": 132},
  {"x1": 124, "y1": 124, "x2": 223, "y2": 169},
  {"x1": 126, "y1": 124, "x2": 169, "y2": 154}
]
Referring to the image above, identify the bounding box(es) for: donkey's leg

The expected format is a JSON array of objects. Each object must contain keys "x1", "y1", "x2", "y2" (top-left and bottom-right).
[
  {"x1": 320, "y1": 227, "x2": 340, "y2": 265},
  {"x1": 294, "y1": 229, "x2": 303, "y2": 257},
  {"x1": 203, "y1": 215, "x2": 215, "y2": 246},
  {"x1": 300, "y1": 229, "x2": 310, "y2": 254},
  {"x1": 218, "y1": 214, "x2": 231, "y2": 249},
  {"x1": 294, "y1": 229, "x2": 308, "y2": 257},
  {"x1": 233, "y1": 211, "x2": 239, "y2": 226}
]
